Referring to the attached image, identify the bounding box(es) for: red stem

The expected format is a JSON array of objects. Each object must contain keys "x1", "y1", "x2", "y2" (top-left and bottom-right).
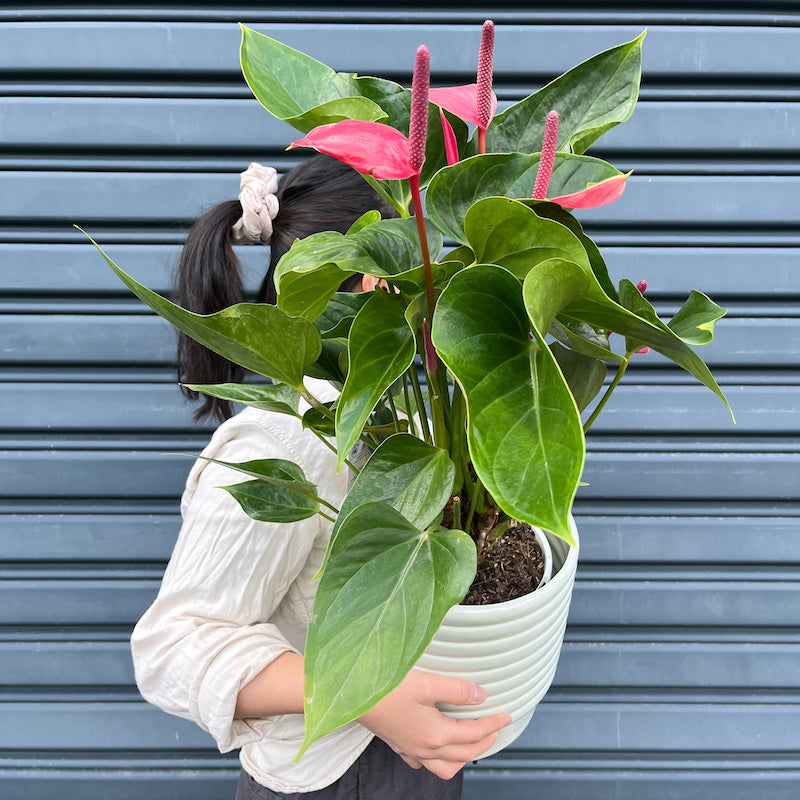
[
  {"x1": 410, "y1": 173, "x2": 435, "y2": 320},
  {"x1": 478, "y1": 127, "x2": 487, "y2": 155}
]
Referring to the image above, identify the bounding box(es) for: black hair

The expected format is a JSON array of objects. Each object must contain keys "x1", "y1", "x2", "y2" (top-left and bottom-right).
[{"x1": 172, "y1": 154, "x2": 398, "y2": 422}]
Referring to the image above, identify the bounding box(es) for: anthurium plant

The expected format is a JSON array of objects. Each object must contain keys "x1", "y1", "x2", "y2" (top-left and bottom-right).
[{"x1": 86, "y1": 21, "x2": 732, "y2": 757}]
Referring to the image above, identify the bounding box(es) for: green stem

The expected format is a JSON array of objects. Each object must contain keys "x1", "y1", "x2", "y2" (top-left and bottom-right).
[
  {"x1": 308, "y1": 429, "x2": 360, "y2": 474},
  {"x1": 409, "y1": 363, "x2": 432, "y2": 444},
  {"x1": 464, "y1": 475, "x2": 484, "y2": 538},
  {"x1": 402, "y1": 372, "x2": 418, "y2": 437},
  {"x1": 409, "y1": 173, "x2": 435, "y2": 321},
  {"x1": 385, "y1": 389, "x2": 401, "y2": 434},
  {"x1": 310, "y1": 493, "x2": 340, "y2": 515},
  {"x1": 583, "y1": 351, "x2": 633, "y2": 434},
  {"x1": 452, "y1": 495, "x2": 462, "y2": 531},
  {"x1": 301, "y1": 386, "x2": 333, "y2": 419},
  {"x1": 425, "y1": 366, "x2": 449, "y2": 451},
  {"x1": 318, "y1": 510, "x2": 336, "y2": 524}
]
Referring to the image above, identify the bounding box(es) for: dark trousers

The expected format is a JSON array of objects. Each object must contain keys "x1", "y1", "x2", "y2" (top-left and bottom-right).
[{"x1": 235, "y1": 736, "x2": 464, "y2": 799}]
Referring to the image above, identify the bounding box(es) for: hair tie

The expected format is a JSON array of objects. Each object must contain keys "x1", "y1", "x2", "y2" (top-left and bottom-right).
[{"x1": 231, "y1": 163, "x2": 279, "y2": 245}]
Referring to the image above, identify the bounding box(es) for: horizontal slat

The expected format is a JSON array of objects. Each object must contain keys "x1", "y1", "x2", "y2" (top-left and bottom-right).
[
  {"x1": 1, "y1": 23, "x2": 796, "y2": 79},
  {"x1": 4, "y1": 98, "x2": 798, "y2": 154},
  {"x1": 1, "y1": 449, "x2": 796, "y2": 501},
  {"x1": 3, "y1": 639, "x2": 798, "y2": 690},
  {"x1": 2, "y1": 699, "x2": 798, "y2": 752},
  {"x1": 554, "y1": 642, "x2": 800, "y2": 688},
  {"x1": 4, "y1": 172, "x2": 800, "y2": 226},
  {"x1": 515, "y1": 701, "x2": 800, "y2": 752},
  {"x1": 2, "y1": 573, "x2": 797, "y2": 626},
  {"x1": 1, "y1": 513, "x2": 796, "y2": 565},
  {"x1": 1, "y1": 316, "x2": 791, "y2": 368},
  {"x1": 0, "y1": 383, "x2": 792, "y2": 434},
  {"x1": 0, "y1": 514, "x2": 180, "y2": 560},
  {"x1": 464, "y1": 766, "x2": 800, "y2": 800},
  {"x1": 0, "y1": 243, "x2": 266, "y2": 294},
  {"x1": 3, "y1": 244, "x2": 798, "y2": 298},
  {"x1": 0, "y1": 759, "x2": 798, "y2": 800}
]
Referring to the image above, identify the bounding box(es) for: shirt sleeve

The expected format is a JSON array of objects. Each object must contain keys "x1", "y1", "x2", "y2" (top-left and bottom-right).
[{"x1": 131, "y1": 416, "x2": 326, "y2": 753}]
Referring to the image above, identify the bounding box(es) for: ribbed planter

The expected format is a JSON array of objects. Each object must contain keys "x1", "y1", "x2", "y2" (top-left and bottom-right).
[{"x1": 416, "y1": 518, "x2": 579, "y2": 758}]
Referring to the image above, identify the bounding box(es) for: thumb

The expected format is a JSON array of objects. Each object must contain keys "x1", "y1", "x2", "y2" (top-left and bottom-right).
[{"x1": 425, "y1": 674, "x2": 487, "y2": 707}]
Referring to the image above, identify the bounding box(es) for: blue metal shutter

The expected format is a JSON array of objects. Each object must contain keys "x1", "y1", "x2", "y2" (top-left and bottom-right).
[{"x1": 1, "y1": 4, "x2": 798, "y2": 798}]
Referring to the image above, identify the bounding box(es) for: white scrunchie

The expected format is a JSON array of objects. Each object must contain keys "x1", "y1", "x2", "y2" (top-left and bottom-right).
[{"x1": 231, "y1": 162, "x2": 279, "y2": 245}]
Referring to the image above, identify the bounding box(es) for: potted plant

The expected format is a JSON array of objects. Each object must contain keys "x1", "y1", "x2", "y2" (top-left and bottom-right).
[{"x1": 83, "y1": 21, "x2": 732, "y2": 760}]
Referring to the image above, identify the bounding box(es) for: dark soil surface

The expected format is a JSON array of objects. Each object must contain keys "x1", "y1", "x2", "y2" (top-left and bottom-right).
[{"x1": 442, "y1": 500, "x2": 547, "y2": 605}]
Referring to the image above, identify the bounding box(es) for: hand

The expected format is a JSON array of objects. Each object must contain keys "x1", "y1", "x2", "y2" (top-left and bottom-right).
[{"x1": 358, "y1": 669, "x2": 511, "y2": 780}]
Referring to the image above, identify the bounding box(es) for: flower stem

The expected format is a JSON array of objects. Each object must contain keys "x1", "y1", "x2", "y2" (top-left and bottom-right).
[
  {"x1": 583, "y1": 351, "x2": 633, "y2": 434},
  {"x1": 478, "y1": 127, "x2": 487, "y2": 155},
  {"x1": 307, "y1": 428, "x2": 360, "y2": 474},
  {"x1": 409, "y1": 173, "x2": 435, "y2": 321}
]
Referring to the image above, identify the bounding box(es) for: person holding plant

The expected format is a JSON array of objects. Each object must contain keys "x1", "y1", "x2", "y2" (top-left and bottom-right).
[{"x1": 131, "y1": 153, "x2": 510, "y2": 800}]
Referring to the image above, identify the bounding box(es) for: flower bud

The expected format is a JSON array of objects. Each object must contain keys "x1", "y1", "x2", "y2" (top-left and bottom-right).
[
  {"x1": 637, "y1": 280, "x2": 648, "y2": 294},
  {"x1": 476, "y1": 20, "x2": 495, "y2": 129},
  {"x1": 409, "y1": 45, "x2": 430, "y2": 172},
  {"x1": 532, "y1": 110, "x2": 559, "y2": 200}
]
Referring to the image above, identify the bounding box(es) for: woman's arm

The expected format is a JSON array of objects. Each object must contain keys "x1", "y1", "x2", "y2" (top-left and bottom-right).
[{"x1": 235, "y1": 655, "x2": 510, "y2": 780}]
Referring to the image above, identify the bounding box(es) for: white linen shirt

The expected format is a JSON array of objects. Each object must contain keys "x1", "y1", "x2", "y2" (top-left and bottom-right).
[{"x1": 131, "y1": 382, "x2": 375, "y2": 793}]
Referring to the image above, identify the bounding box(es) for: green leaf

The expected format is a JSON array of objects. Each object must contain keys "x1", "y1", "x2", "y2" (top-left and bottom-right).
[
  {"x1": 81, "y1": 230, "x2": 320, "y2": 390},
  {"x1": 182, "y1": 383, "x2": 301, "y2": 416},
  {"x1": 550, "y1": 343, "x2": 608, "y2": 412},
  {"x1": 426, "y1": 152, "x2": 623, "y2": 245},
  {"x1": 275, "y1": 217, "x2": 442, "y2": 320},
  {"x1": 549, "y1": 319, "x2": 624, "y2": 363},
  {"x1": 302, "y1": 406, "x2": 336, "y2": 437},
  {"x1": 197, "y1": 456, "x2": 321, "y2": 524},
  {"x1": 464, "y1": 197, "x2": 590, "y2": 280},
  {"x1": 189, "y1": 455, "x2": 315, "y2": 494},
  {"x1": 387, "y1": 260, "x2": 464, "y2": 295},
  {"x1": 224, "y1": 480, "x2": 318, "y2": 524},
  {"x1": 317, "y1": 434, "x2": 456, "y2": 580},
  {"x1": 336, "y1": 291, "x2": 416, "y2": 469},
  {"x1": 486, "y1": 31, "x2": 645, "y2": 155},
  {"x1": 239, "y1": 26, "x2": 387, "y2": 132},
  {"x1": 668, "y1": 290, "x2": 728, "y2": 345},
  {"x1": 306, "y1": 339, "x2": 348, "y2": 384},
  {"x1": 432, "y1": 265, "x2": 583, "y2": 543},
  {"x1": 528, "y1": 201, "x2": 618, "y2": 300},
  {"x1": 299, "y1": 501, "x2": 475, "y2": 757},
  {"x1": 313, "y1": 292, "x2": 371, "y2": 339}
]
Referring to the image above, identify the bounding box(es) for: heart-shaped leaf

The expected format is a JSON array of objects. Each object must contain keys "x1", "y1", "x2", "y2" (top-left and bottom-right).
[
  {"x1": 316, "y1": 434, "x2": 456, "y2": 580},
  {"x1": 486, "y1": 31, "x2": 645, "y2": 155},
  {"x1": 299, "y1": 501, "x2": 475, "y2": 757},
  {"x1": 433, "y1": 264, "x2": 584, "y2": 542},
  {"x1": 336, "y1": 291, "x2": 416, "y2": 469}
]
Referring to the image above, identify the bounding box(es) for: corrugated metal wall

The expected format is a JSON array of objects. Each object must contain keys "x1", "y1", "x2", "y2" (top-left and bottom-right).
[{"x1": 1, "y1": 3, "x2": 798, "y2": 798}]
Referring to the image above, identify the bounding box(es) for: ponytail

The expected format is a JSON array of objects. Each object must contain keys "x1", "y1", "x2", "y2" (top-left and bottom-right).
[
  {"x1": 174, "y1": 154, "x2": 399, "y2": 424},
  {"x1": 173, "y1": 200, "x2": 246, "y2": 422}
]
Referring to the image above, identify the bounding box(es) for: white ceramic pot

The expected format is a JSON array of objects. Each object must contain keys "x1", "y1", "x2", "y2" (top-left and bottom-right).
[{"x1": 416, "y1": 517, "x2": 579, "y2": 758}]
